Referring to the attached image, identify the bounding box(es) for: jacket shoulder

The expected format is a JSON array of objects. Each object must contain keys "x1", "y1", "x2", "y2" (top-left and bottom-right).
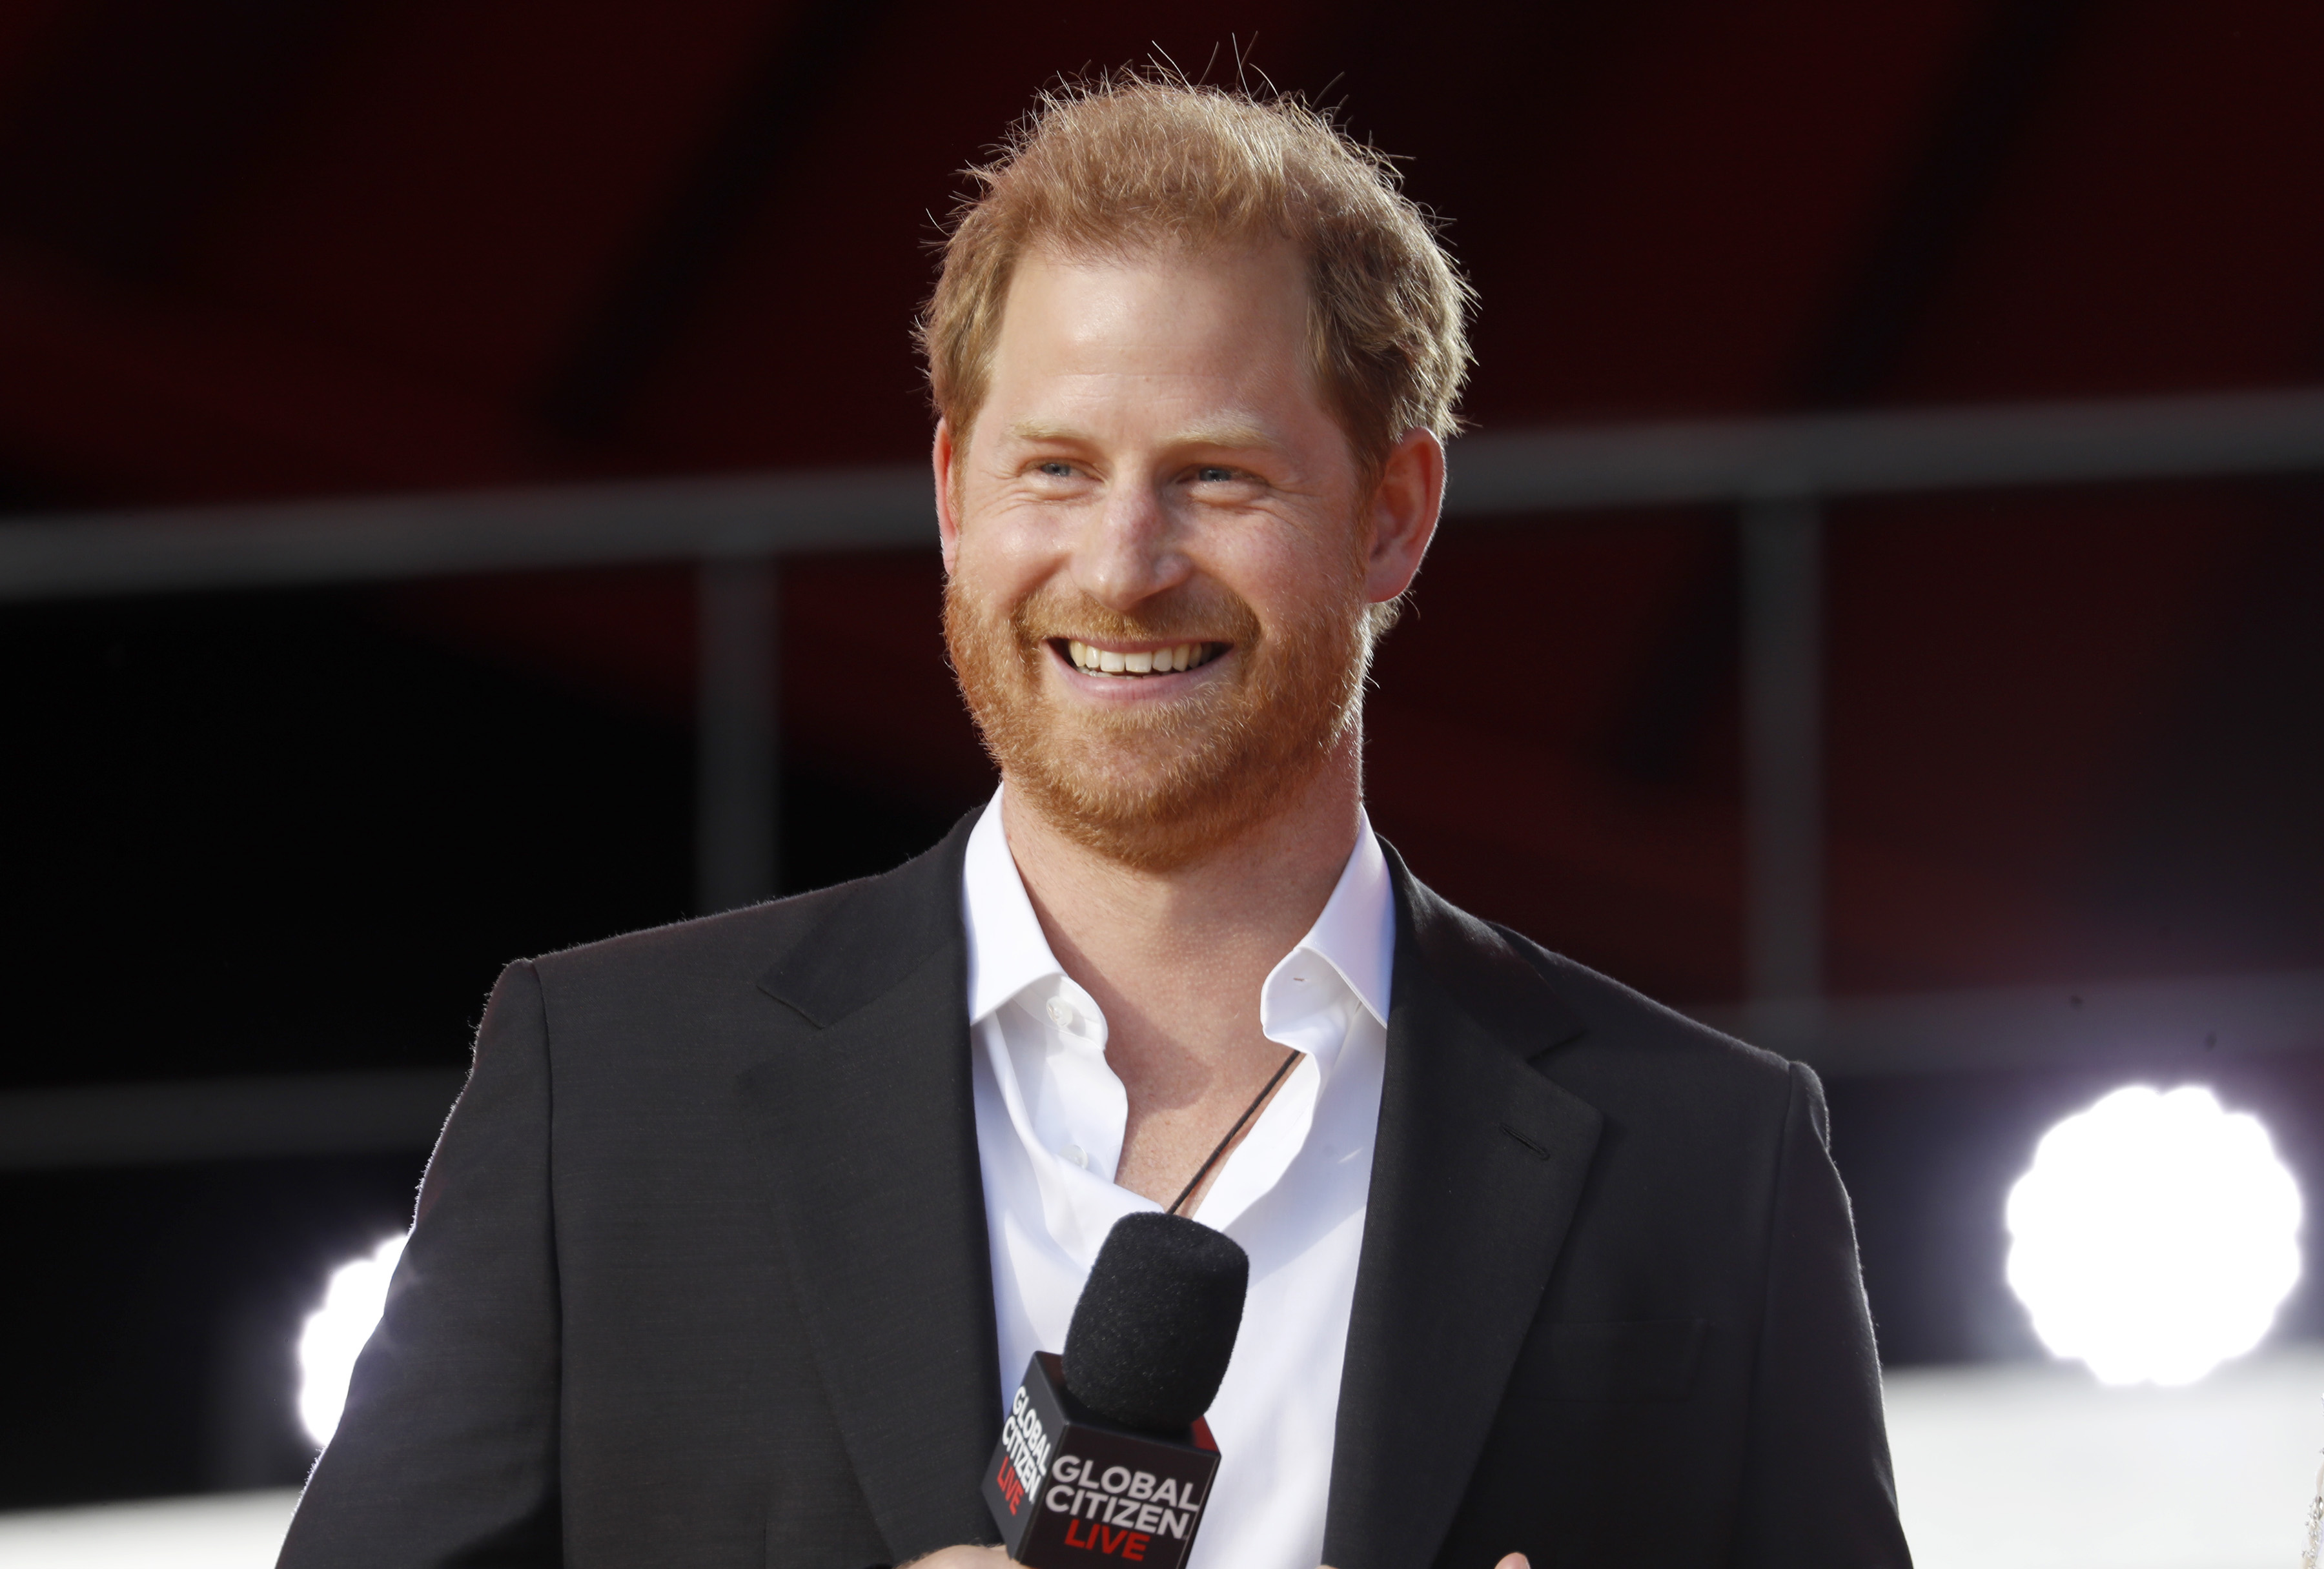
[
  {"x1": 1473, "y1": 919, "x2": 1806, "y2": 1162},
  {"x1": 1423, "y1": 898, "x2": 1814, "y2": 1240},
  {"x1": 1491, "y1": 921, "x2": 1795, "y2": 1088},
  {"x1": 1384, "y1": 834, "x2": 1793, "y2": 1103},
  {"x1": 523, "y1": 807, "x2": 979, "y2": 1027}
]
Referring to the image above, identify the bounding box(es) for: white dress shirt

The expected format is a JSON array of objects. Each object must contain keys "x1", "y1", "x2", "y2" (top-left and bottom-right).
[{"x1": 964, "y1": 789, "x2": 1393, "y2": 1569}]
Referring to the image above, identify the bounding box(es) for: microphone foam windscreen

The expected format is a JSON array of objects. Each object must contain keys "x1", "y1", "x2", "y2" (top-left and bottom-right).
[{"x1": 1063, "y1": 1212, "x2": 1250, "y2": 1434}]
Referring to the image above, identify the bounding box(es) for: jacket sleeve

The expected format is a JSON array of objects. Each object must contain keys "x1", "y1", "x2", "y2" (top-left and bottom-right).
[
  {"x1": 1728, "y1": 1062, "x2": 1913, "y2": 1568},
  {"x1": 278, "y1": 960, "x2": 563, "y2": 1568}
]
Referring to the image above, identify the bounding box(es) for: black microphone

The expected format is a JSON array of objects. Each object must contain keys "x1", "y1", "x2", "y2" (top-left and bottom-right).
[{"x1": 982, "y1": 1212, "x2": 1249, "y2": 1567}]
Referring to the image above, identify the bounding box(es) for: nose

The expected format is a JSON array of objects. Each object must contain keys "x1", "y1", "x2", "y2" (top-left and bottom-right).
[{"x1": 1068, "y1": 474, "x2": 1189, "y2": 613}]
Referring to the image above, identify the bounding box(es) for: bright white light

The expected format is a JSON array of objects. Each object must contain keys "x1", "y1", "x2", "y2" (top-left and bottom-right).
[
  {"x1": 296, "y1": 1233, "x2": 408, "y2": 1445},
  {"x1": 2006, "y1": 1084, "x2": 2301, "y2": 1386}
]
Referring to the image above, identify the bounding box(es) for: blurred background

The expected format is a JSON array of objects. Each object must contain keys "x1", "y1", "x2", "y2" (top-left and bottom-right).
[{"x1": 1, "y1": 1, "x2": 2321, "y2": 1564}]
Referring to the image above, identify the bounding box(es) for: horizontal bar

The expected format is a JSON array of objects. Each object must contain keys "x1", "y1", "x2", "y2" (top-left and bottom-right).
[
  {"x1": 1, "y1": 969, "x2": 2315, "y2": 1169},
  {"x1": 0, "y1": 1068, "x2": 465, "y2": 1171},
  {"x1": 0, "y1": 465, "x2": 932, "y2": 603},
  {"x1": 4, "y1": 387, "x2": 2323, "y2": 603},
  {"x1": 1689, "y1": 967, "x2": 2324, "y2": 1078},
  {"x1": 1445, "y1": 385, "x2": 2324, "y2": 514}
]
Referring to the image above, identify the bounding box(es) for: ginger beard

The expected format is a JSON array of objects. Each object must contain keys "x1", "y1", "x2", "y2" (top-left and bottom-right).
[{"x1": 944, "y1": 557, "x2": 1374, "y2": 873}]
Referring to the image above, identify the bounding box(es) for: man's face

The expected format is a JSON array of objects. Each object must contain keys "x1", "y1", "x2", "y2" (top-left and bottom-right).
[{"x1": 937, "y1": 242, "x2": 1387, "y2": 871}]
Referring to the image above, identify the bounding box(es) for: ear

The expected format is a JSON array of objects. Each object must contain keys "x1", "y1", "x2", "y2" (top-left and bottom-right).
[
  {"x1": 1362, "y1": 427, "x2": 1445, "y2": 603},
  {"x1": 933, "y1": 418, "x2": 963, "y2": 574}
]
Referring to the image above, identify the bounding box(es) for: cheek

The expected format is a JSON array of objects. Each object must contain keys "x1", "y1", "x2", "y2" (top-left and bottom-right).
[
  {"x1": 1208, "y1": 520, "x2": 1362, "y2": 619},
  {"x1": 952, "y1": 509, "x2": 1060, "y2": 603}
]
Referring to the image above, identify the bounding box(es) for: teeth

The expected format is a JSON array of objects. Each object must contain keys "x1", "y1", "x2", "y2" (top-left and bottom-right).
[{"x1": 1066, "y1": 640, "x2": 1219, "y2": 675}]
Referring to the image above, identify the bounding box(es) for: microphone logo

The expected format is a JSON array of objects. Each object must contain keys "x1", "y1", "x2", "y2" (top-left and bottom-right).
[
  {"x1": 1047, "y1": 1454, "x2": 1206, "y2": 1538},
  {"x1": 980, "y1": 1352, "x2": 1218, "y2": 1566},
  {"x1": 996, "y1": 1384, "x2": 1054, "y2": 1516}
]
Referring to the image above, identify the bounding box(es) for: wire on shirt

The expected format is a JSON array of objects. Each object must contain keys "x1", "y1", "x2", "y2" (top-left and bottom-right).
[{"x1": 1167, "y1": 1046, "x2": 1304, "y2": 1218}]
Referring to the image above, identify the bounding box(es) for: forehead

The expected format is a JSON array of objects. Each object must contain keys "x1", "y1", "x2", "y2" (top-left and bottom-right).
[{"x1": 982, "y1": 243, "x2": 1323, "y2": 427}]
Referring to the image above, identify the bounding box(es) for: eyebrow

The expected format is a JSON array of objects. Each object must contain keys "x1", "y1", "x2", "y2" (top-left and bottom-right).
[{"x1": 1003, "y1": 417, "x2": 1279, "y2": 450}]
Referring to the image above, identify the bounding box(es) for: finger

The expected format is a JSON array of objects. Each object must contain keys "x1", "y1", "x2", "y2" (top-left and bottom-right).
[{"x1": 1494, "y1": 1556, "x2": 1531, "y2": 1569}]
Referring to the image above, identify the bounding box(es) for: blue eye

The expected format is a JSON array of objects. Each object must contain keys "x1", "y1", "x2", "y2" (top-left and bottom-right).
[
  {"x1": 1038, "y1": 461, "x2": 1074, "y2": 478},
  {"x1": 1196, "y1": 467, "x2": 1236, "y2": 483}
]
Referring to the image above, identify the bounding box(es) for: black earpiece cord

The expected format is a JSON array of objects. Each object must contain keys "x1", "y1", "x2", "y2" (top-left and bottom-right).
[{"x1": 1167, "y1": 1046, "x2": 1303, "y2": 1217}]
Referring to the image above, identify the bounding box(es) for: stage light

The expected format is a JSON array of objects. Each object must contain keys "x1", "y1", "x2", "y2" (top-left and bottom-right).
[
  {"x1": 2005, "y1": 1085, "x2": 2300, "y2": 1386},
  {"x1": 297, "y1": 1233, "x2": 408, "y2": 1445}
]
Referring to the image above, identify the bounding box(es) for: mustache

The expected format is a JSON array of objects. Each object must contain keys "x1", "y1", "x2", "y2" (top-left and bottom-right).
[{"x1": 1007, "y1": 585, "x2": 1262, "y2": 648}]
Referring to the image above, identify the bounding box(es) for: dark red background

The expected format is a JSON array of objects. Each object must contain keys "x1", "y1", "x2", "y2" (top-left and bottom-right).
[
  {"x1": 3, "y1": 0, "x2": 2322, "y2": 1508},
  {"x1": 5, "y1": 0, "x2": 2321, "y2": 1007}
]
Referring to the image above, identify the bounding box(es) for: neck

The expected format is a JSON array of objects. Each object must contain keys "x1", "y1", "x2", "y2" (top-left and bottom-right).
[
  {"x1": 1002, "y1": 733, "x2": 1365, "y2": 1008},
  {"x1": 999, "y1": 730, "x2": 1366, "y2": 1205}
]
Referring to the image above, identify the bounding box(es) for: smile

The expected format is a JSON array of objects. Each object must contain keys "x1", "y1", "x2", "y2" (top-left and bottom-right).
[{"x1": 1060, "y1": 639, "x2": 1227, "y2": 678}]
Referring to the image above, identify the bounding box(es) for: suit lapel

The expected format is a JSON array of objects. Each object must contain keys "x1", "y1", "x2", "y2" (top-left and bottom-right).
[
  {"x1": 737, "y1": 813, "x2": 1003, "y2": 1558},
  {"x1": 1324, "y1": 845, "x2": 1604, "y2": 1569}
]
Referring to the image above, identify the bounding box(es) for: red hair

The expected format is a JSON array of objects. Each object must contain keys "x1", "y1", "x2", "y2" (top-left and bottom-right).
[{"x1": 919, "y1": 72, "x2": 1474, "y2": 486}]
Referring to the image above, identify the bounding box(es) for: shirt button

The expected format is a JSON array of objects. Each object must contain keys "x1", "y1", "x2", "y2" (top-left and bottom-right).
[
  {"x1": 1046, "y1": 998, "x2": 1071, "y2": 1027},
  {"x1": 1061, "y1": 1143, "x2": 1088, "y2": 1168}
]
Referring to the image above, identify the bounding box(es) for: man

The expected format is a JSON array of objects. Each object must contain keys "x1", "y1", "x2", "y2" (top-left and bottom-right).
[{"x1": 281, "y1": 78, "x2": 1910, "y2": 1569}]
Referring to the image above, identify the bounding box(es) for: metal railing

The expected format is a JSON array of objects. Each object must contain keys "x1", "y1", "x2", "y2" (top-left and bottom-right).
[
  {"x1": 10, "y1": 387, "x2": 2324, "y2": 602},
  {"x1": 6, "y1": 385, "x2": 2322, "y2": 1163}
]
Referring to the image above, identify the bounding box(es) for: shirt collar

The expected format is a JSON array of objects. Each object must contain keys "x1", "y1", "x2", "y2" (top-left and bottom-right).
[
  {"x1": 960, "y1": 785, "x2": 1397, "y2": 1035},
  {"x1": 1280, "y1": 813, "x2": 1395, "y2": 1030},
  {"x1": 962, "y1": 789, "x2": 1065, "y2": 1026}
]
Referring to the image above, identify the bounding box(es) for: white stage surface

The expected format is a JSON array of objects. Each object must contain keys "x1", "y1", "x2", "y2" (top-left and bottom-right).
[{"x1": 3, "y1": 1344, "x2": 2319, "y2": 1568}]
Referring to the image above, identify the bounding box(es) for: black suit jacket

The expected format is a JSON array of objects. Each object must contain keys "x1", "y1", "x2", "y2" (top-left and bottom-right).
[{"x1": 280, "y1": 811, "x2": 1910, "y2": 1568}]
